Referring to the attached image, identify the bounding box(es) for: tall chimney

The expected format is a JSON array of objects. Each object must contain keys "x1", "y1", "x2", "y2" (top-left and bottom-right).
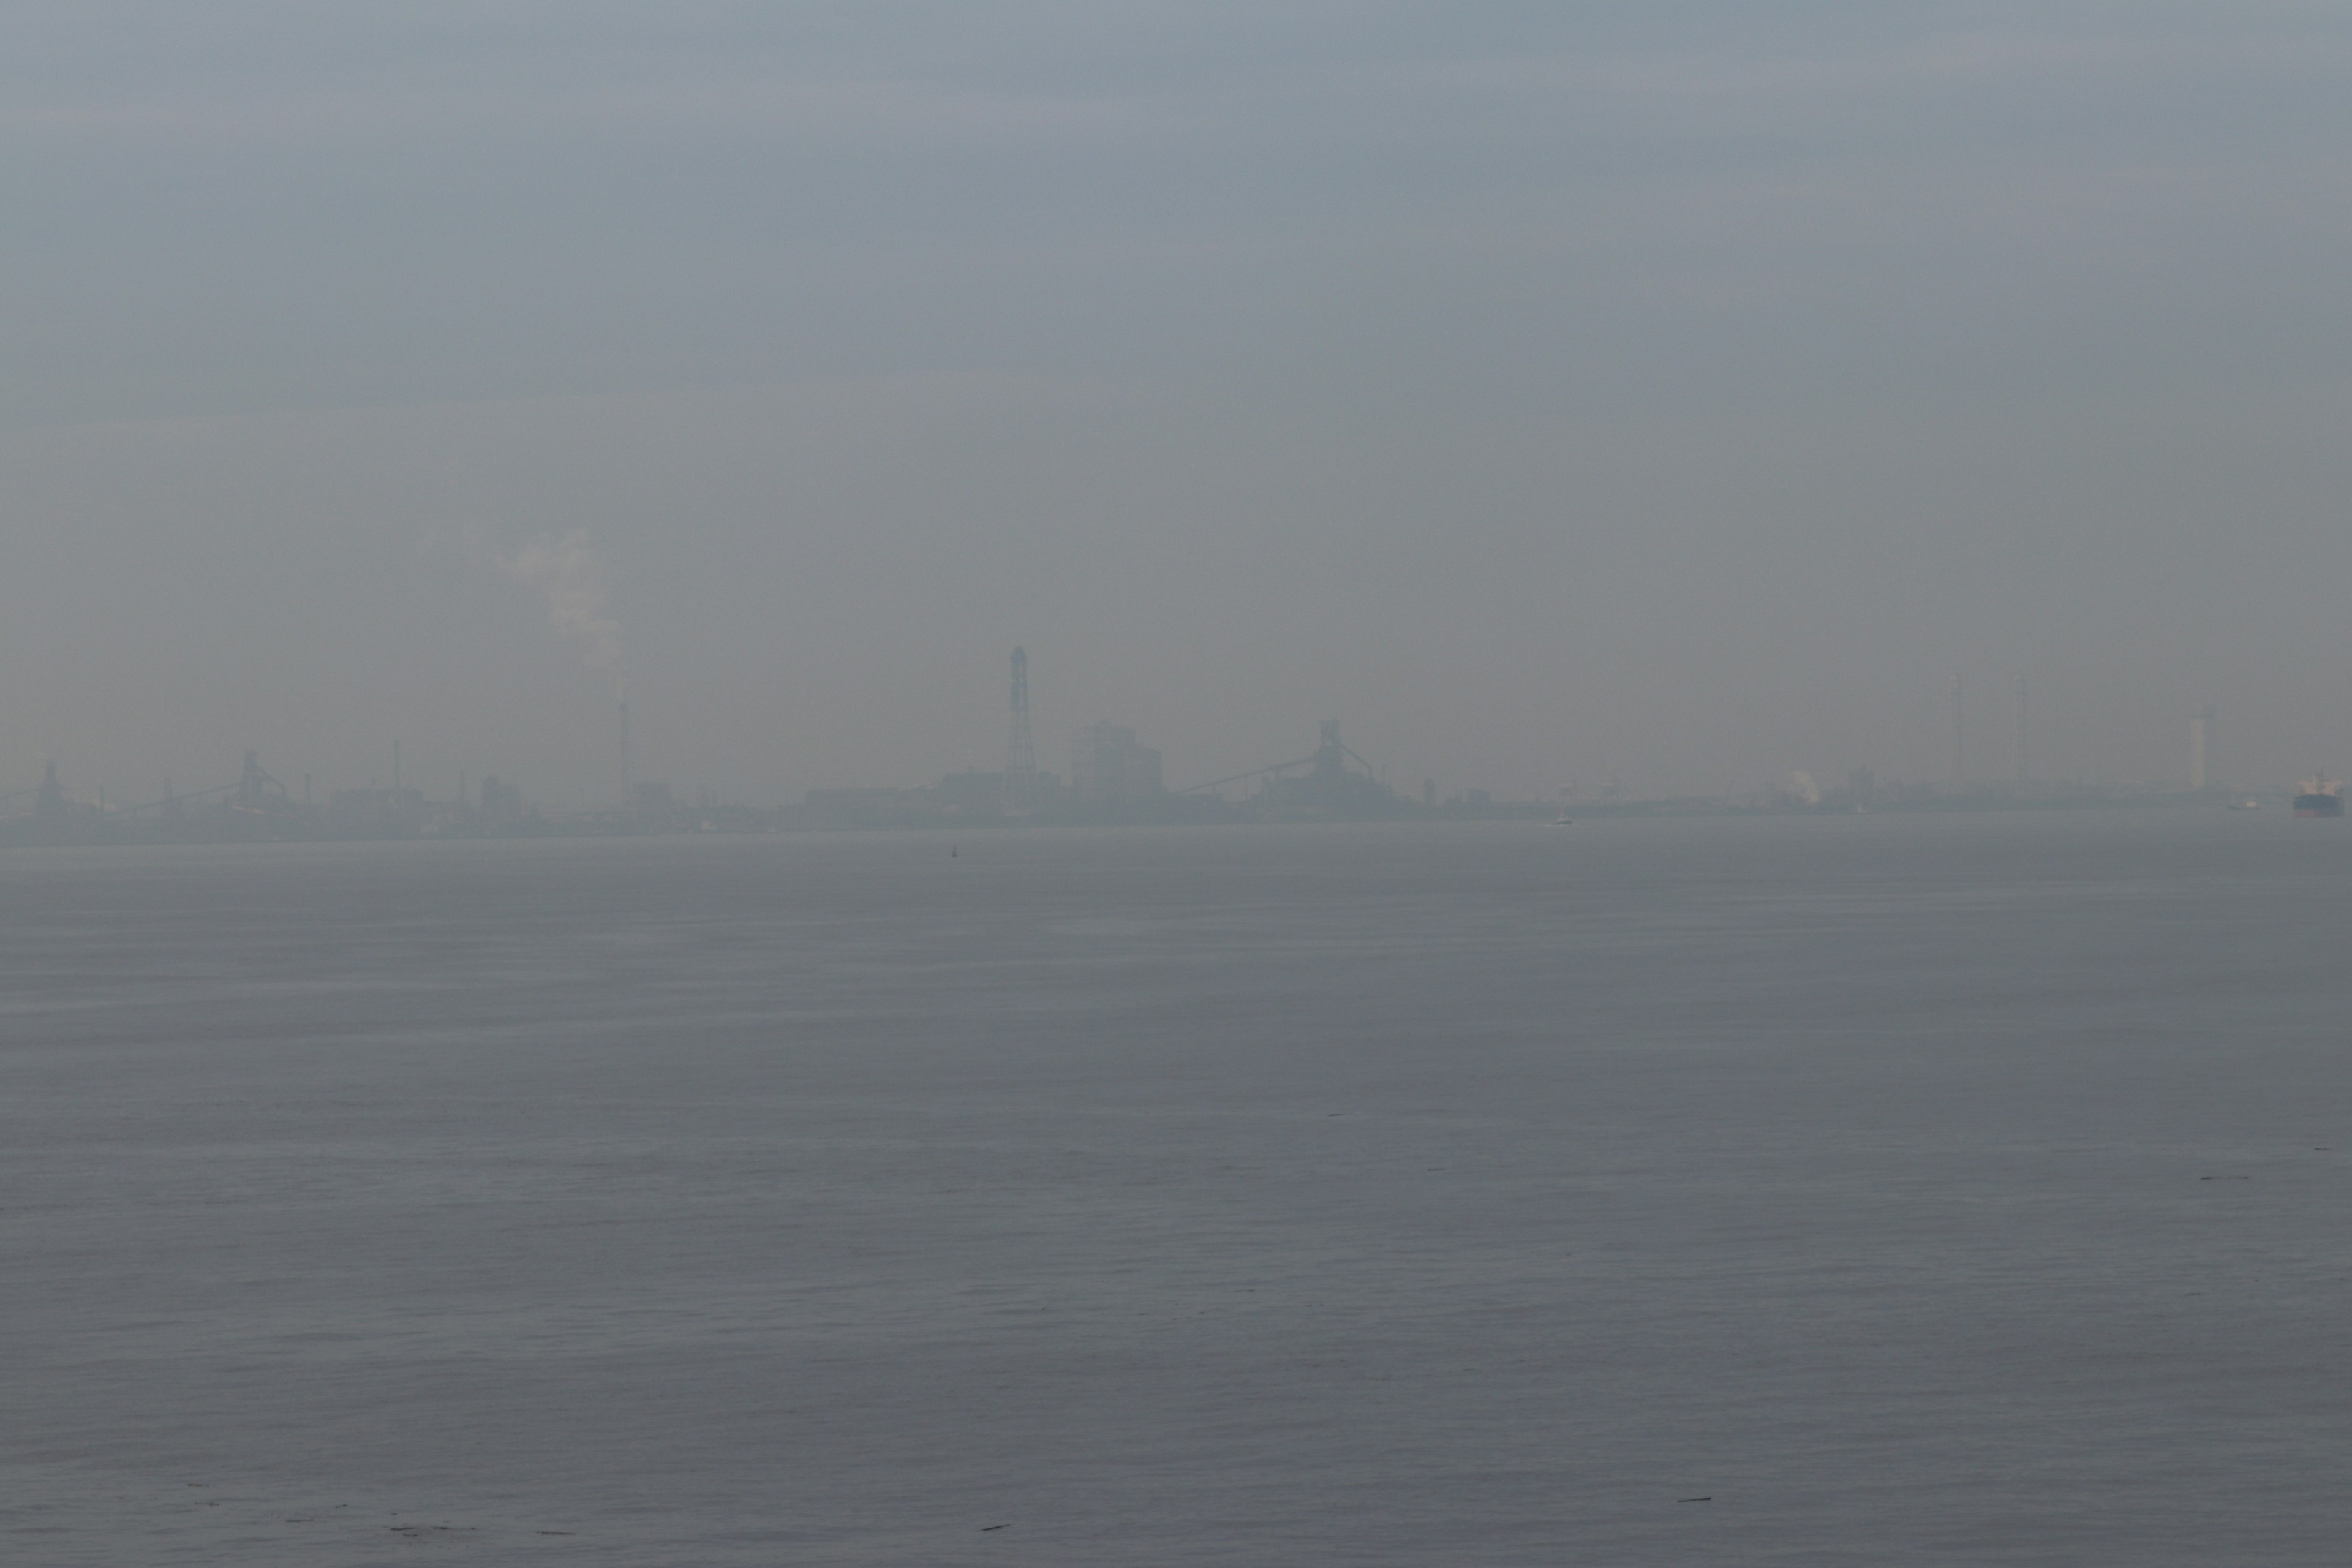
[
  {"x1": 1005, "y1": 647, "x2": 1036, "y2": 813},
  {"x1": 619, "y1": 699, "x2": 632, "y2": 806},
  {"x1": 2015, "y1": 674, "x2": 2028, "y2": 783},
  {"x1": 1951, "y1": 677, "x2": 1965, "y2": 783}
]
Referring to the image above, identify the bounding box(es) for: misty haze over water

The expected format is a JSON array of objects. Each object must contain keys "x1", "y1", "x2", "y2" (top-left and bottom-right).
[
  {"x1": 8, "y1": 4, "x2": 2352, "y2": 802},
  {"x1": 9, "y1": 815, "x2": 2352, "y2": 1564},
  {"x1": 13, "y1": 5, "x2": 2352, "y2": 1565}
]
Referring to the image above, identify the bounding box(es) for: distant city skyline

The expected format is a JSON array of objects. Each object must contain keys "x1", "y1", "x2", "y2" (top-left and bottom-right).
[
  {"x1": 2, "y1": 643, "x2": 2283, "y2": 832},
  {"x1": 7, "y1": 6, "x2": 2351, "y2": 805}
]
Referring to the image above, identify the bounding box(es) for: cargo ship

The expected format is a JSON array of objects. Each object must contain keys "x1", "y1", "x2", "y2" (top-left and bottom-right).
[{"x1": 2294, "y1": 775, "x2": 2344, "y2": 818}]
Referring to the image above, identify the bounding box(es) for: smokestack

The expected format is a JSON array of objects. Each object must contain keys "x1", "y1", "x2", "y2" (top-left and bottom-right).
[
  {"x1": 2015, "y1": 674, "x2": 2028, "y2": 783},
  {"x1": 1004, "y1": 647, "x2": 1036, "y2": 813},
  {"x1": 2191, "y1": 706, "x2": 2214, "y2": 791},
  {"x1": 619, "y1": 699, "x2": 632, "y2": 806},
  {"x1": 1951, "y1": 677, "x2": 1965, "y2": 783}
]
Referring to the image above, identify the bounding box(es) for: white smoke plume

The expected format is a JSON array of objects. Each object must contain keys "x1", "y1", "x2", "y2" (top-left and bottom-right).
[{"x1": 499, "y1": 532, "x2": 624, "y2": 692}]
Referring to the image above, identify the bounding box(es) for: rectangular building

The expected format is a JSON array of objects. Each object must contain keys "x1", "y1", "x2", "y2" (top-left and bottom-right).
[{"x1": 1072, "y1": 722, "x2": 1163, "y2": 812}]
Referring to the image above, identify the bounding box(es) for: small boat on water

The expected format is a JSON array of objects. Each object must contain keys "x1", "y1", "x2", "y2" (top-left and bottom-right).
[{"x1": 2294, "y1": 775, "x2": 2344, "y2": 818}]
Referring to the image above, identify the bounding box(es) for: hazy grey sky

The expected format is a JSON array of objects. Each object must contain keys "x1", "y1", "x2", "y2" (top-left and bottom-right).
[{"x1": 7, "y1": 2, "x2": 2352, "y2": 805}]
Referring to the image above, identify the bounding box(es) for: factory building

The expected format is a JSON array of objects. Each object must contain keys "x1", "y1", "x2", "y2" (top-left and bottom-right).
[{"x1": 1072, "y1": 722, "x2": 1163, "y2": 813}]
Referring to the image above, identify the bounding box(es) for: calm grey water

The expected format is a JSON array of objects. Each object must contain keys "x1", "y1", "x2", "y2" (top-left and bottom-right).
[{"x1": 4, "y1": 815, "x2": 2350, "y2": 1565}]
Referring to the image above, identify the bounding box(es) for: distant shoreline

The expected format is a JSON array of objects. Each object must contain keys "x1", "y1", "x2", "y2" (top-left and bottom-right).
[{"x1": 0, "y1": 789, "x2": 2270, "y2": 848}]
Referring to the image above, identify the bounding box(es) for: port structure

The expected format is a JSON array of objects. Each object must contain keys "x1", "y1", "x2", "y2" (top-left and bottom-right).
[
  {"x1": 233, "y1": 750, "x2": 293, "y2": 813},
  {"x1": 1171, "y1": 719, "x2": 1373, "y2": 799}
]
